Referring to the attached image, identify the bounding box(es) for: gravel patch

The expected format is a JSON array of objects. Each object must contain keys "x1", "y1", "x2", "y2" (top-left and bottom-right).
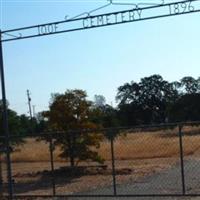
[{"x1": 63, "y1": 159, "x2": 200, "y2": 200}]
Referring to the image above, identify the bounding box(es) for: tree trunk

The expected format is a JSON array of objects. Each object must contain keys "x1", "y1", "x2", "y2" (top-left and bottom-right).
[
  {"x1": 67, "y1": 133, "x2": 75, "y2": 167},
  {"x1": 69, "y1": 154, "x2": 74, "y2": 167}
]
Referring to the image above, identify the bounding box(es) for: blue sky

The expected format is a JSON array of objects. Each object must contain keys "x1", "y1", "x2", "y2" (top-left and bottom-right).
[{"x1": 0, "y1": 0, "x2": 200, "y2": 115}]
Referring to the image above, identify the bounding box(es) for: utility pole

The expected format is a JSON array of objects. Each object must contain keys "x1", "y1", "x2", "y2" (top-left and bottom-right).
[
  {"x1": 27, "y1": 90, "x2": 33, "y2": 120},
  {"x1": 0, "y1": 31, "x2": 13, "y2": 199}
]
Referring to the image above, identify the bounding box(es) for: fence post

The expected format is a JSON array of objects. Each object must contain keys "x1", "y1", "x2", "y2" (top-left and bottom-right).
[
  {"x1": 0, "y1": 31, "x2": 13, "y2": 200},
  {"x1": 178, "y1": 125, "x2": 186, "y2": 195},
  {"x1": 49, "y1": 135, "x2": 56, "y2": 196},
  {"x1": 0, "y1": 154, "x2": 3, "y2": 198},
  {"x1": 110, "y1": 132, "x2": 117, "y2": 195}
]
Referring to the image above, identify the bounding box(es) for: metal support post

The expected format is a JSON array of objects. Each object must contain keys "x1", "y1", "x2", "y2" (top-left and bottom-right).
[
  {"x1": 179, "y1": 125, "x2": 186, "y2": 195},
  {"x1": 0, "y1": 31, "x2": 13, "y2": 199},
  {"x1": 49, "y1": 135, "x2": 56, "y2": 196},
  {"x1": 110, "y1": 133, "x2": 117, "y2": 195}
]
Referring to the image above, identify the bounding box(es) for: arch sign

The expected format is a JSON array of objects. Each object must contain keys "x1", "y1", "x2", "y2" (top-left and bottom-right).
[
  {"x1": 2, "y1": 0, "x2": 200, "y2": 42},
  {"x1": 0, "y1": 0, "x2": 200, "y2": 199}
]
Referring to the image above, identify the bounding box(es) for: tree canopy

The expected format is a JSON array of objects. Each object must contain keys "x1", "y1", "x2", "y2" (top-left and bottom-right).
[
  {"x1": 43, "y1": 89, "x2": 104, "y2": 166},
  {"x1": 116, "y1": 75, "x2": 200, "y2": 125}
]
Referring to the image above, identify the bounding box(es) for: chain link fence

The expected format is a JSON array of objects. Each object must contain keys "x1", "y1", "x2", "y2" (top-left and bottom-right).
[{"x1": 1, "y1": 122, "x2": 200, "y2": 199}]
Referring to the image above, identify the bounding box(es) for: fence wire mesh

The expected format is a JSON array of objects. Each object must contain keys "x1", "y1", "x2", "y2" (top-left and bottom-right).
[
  {"x1": 182, "y1": 125, "x2": 200, "y2": 194},
  {"x1": 1, "y1": 122, "x2": 200, "y2": 198},
  {"x1": 114, "y1": 127, "x2": 181, "y2": 195}
]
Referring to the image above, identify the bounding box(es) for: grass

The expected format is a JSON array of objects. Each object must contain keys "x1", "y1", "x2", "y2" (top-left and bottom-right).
[
  {"x1": 2, "y1": 125, "x2": 200, "y2": 195},
  {"x1": 10, "y1": 125, "x2": 200, "y2": 163}
]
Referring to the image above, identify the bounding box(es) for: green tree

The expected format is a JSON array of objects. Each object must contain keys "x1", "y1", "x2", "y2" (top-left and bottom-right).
[
  {"x1": 180, "y1": 76, "x2": 199, "y2": 94},
  {"x1": 18, "y1": 114, "x2": 33, "y2": 135},
  {"x1": 90, "y1": 95, "x2": 120, "y2": 139},
  {"x1": 44, "y1": 89, "x2": 104, "y2": 167},
  {"x1": 0, "y1": 101, "x2": 24, "y2": 145},
  {"x1": 34, "y1": 112, "x2": 48, "y2": 133},
  {"x1": 168, "y1": 93, "x2": 200, "y2": 122},
  {"x1": 116, "y1": 75, "x2": 179, "y2": 125},
  {"x1": 0, "y1": 101, "x2": 25, "y2": 193},
  {"x1": 91, "y1": 95, "x2": 119, "y2": 127},
  {"x1": 116, "y1": 81, "x2": 140, "y2": 105}
]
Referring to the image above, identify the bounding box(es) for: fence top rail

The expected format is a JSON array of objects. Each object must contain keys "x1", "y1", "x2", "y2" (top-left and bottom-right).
[{"x1": 0, "y1": 121, "x2": 200, "y2": 139}]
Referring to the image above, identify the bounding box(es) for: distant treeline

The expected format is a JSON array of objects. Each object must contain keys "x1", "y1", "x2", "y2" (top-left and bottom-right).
[
  {"x1": 1, "y1": 74, "x2": 200, "y2": 136},
  {"x1": 116, "y1": 74, "x2": 200, "y2": 126}
]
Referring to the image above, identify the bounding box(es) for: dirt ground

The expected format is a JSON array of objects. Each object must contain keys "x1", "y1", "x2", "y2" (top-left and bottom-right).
[
  {"x1": 1, "y1": 126, "x2": 200, "y2": 196},
  {"x1": 2, "y1": 158, "x2": 176, "y2": 195}
]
